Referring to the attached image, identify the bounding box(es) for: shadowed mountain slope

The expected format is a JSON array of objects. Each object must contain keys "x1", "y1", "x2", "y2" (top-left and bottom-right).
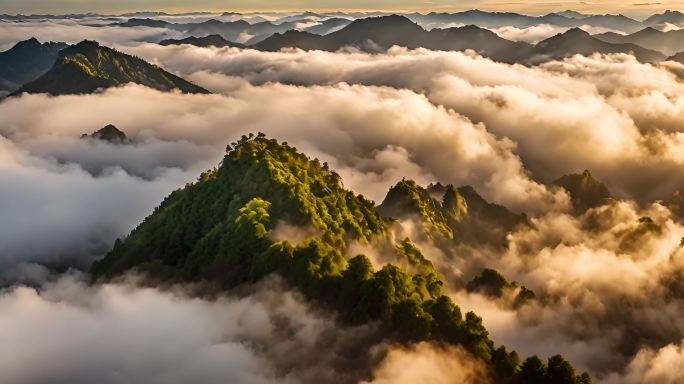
[
  {"x1": 0, "y1": 38, "x2": 68, "y2": 93},
  {"x1": 12, "y1": 40, "x2": 208, "y2": 96}
]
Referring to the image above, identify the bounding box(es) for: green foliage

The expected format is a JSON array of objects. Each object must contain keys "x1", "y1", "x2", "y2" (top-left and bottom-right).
[
  {"x1": 513, "y1": 355, "x2": 593, "y2": 384},
  {"x1": 491, "y1": 346, "x2": 520, "y2": 379},
  {"x1": 378, "y1": 179, "x2": 453, "y2": 238},
  {"x1": 378, "y1": 179, "x2": 528, "y2": 246},
  {"x1": 467, "y1": 268, "x2": 536, "y2": 307},
  {"x1": 93, "y1": 135, "x2": 385, "y2": 280},
  {"x1": 92, "y1": 134, "x2": 588, "y2": 384},
  {"x1": 467, "y1": 268, "x2": 512, "y2": 297},
  {"x1": 395, "y1": 238, "x2": 443, "y2": 298}
]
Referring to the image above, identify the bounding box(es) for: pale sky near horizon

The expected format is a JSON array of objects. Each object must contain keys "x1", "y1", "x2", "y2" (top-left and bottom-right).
[{"x1": 1, "y1": 0, "x2": 684, "y2": 19}]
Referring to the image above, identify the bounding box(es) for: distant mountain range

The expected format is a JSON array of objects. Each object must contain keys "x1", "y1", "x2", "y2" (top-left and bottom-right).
[
  {"x1": 0, "y1": 38, "x2": 67, "y2": 93},
  {"x1": 595, "y1": 27, "x2": 684, "y2": 56},
  {"x1": 97, "y1": 9, "x2": 684, "y2": 46},
  {"x1": 11, "y1": 40, "x2": 207, "y2": 96},
  {"x1": 5, "y1": 11, "x2": 684, "y2": 97},
  {"x1": 160, "y1": 34, "x2": 245, "y2": 48},
  {"x1": 405, "y1": 10, "x2": 645, "y2": 33},
  {"x1": 534, "y1": 27, "x2": 664, "y2": 63},
  {"x1": 253, "y1": 15, "x2": 666, "y2": 64},
  {"x1": 5, "y1": 9, "x2": 684, "y2": 35},
  {"x1": 643, "y1": 9, "x2": 684, "y2": 26}
]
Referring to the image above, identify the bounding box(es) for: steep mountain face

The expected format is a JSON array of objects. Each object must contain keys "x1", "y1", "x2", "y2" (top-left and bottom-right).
[
  {"x1": 0, "y1": 38, "x2": 68, "y2": 93},
  {"x1": 91, "y1": 135, "x2": 589, "y2": 384},
  {"x1": 377, "y1": 180, "x2": 528, "y2": 246},
  {"x1": 533, "y1": 28, "x2": 665, "y2": 63},
  {"x1": 595, "y1": 27, "x2": 684, "y2": 56},
  {"x1": 159, "y1": 34, "x2": 246, "y2": 48},
  {"x1": 12, "y1": 40, "x2": 208, "y2": 96},
  {"x1": 553, "y1": 170, "x2": 613, "y2": 211}
]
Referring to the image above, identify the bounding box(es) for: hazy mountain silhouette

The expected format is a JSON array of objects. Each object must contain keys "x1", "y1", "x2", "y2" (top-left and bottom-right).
[
  {"x1": 595, "y1": 27, "x2": 684, "y2": 56},
  {"x1": 256, "y1": 15, "x2": 534, "y2": 63},
  {"x1": 255, "y1": 15, "x2": 663, "y2": 64},
  {"x1": 533, "y1": 28, "x2": 665, "y2": 62},
  {"x1": 643, "y1": 10, "x2": 684, "y2": 26},
  {"x1": 304, "y1": 18, "x2": 352, "y2": 35},
  {"x1": 160, "y1": 34, "x2": 246, "y2": 48},
  {"x1": 407, "y1": 10, "x2": 644, "y2": 33},
  {"x1": 550, "y1": 10, "x2": 589, "y2": 19},
  {"x1": 0, "y1": 38, "x2": 68, "y2": 93}
]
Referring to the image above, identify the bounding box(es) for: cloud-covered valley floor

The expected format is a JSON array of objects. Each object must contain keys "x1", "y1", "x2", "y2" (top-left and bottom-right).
[{"x1": 4, "y1": 29, "x2": 684, "y2": 383}]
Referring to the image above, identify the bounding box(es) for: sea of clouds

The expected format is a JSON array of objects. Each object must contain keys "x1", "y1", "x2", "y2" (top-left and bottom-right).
[{"x1": 3, "y1": 19, "x2": 684, "y2": 383}]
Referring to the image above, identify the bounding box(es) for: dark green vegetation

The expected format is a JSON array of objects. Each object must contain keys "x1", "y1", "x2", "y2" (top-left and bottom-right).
[
  {"x1": 160, "y1": 34, "x2": 246, "y2": 48},
  {"x1": 378, "y1": 179, "x2": 528, "y2": 246},
  {"x1": 467, "y1": 268, "x2": 536, "y2": 308},
  {"x1": 81, "y1": 124, "x2": 129, "y2": 144},
  {"x1": 93, "y1": 135, "x2": 590, "y2": 383},
  {"x1": 12, "y1": 40, "x2": 208, "y2": 96},
  {"x1": 0, "y1": 38, "x2": 68, "y2": 93},
  {"x1": 553, "y1": 170, "x2": 613, "y2": 211}
]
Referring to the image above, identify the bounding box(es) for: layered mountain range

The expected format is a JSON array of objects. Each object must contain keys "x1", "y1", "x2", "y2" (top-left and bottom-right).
[
  {"x1": 5, "y1": 11, "x2": 684, "y2": 96},
  {"x1": 117, "y1": 14, "x2": 676, "y2": 63},
  {"x1": 96, "y1": 9, "x2": 684, "y2": 37},
  {"x1": 253, "y1": 15, "x2": 665, "y2": 63}
]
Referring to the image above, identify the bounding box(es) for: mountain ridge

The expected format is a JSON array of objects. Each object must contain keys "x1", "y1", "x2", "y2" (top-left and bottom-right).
[
  {"x1": 0, "y1": 38, "x2": 68, "y2": 93},
  {"x1": 12, "y1": 40, "x2": 208, "y2": 96}
]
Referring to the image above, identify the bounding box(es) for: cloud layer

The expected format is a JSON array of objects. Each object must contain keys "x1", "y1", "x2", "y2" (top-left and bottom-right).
[
  {"x1": 4, "y1": 20, "x2": 684, "y2": 384},
  {"x1": 0, "y1": 274, "x2": 387, "y2": 384}
]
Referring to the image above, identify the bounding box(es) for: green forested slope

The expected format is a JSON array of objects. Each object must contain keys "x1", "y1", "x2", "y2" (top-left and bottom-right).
[{"x1": 92, "y1": 134, "x2": 590, "y2": 384}]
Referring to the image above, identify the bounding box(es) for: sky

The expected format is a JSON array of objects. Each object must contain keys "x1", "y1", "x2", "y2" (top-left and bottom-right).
[{"x1": 1, "y1": 0, "x2": 683, "y2": 18}]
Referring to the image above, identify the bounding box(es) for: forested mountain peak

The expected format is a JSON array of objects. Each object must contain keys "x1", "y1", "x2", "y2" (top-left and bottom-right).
[
  {"x1": 378, "y1": 180, "x2": 528, "y2": 245},
  {"x1": 91, "y1": 135, "x2": 590, "y2": 383},
  {"x1": 92, "y1": 134, "x2": 385, "y2": 279}
]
